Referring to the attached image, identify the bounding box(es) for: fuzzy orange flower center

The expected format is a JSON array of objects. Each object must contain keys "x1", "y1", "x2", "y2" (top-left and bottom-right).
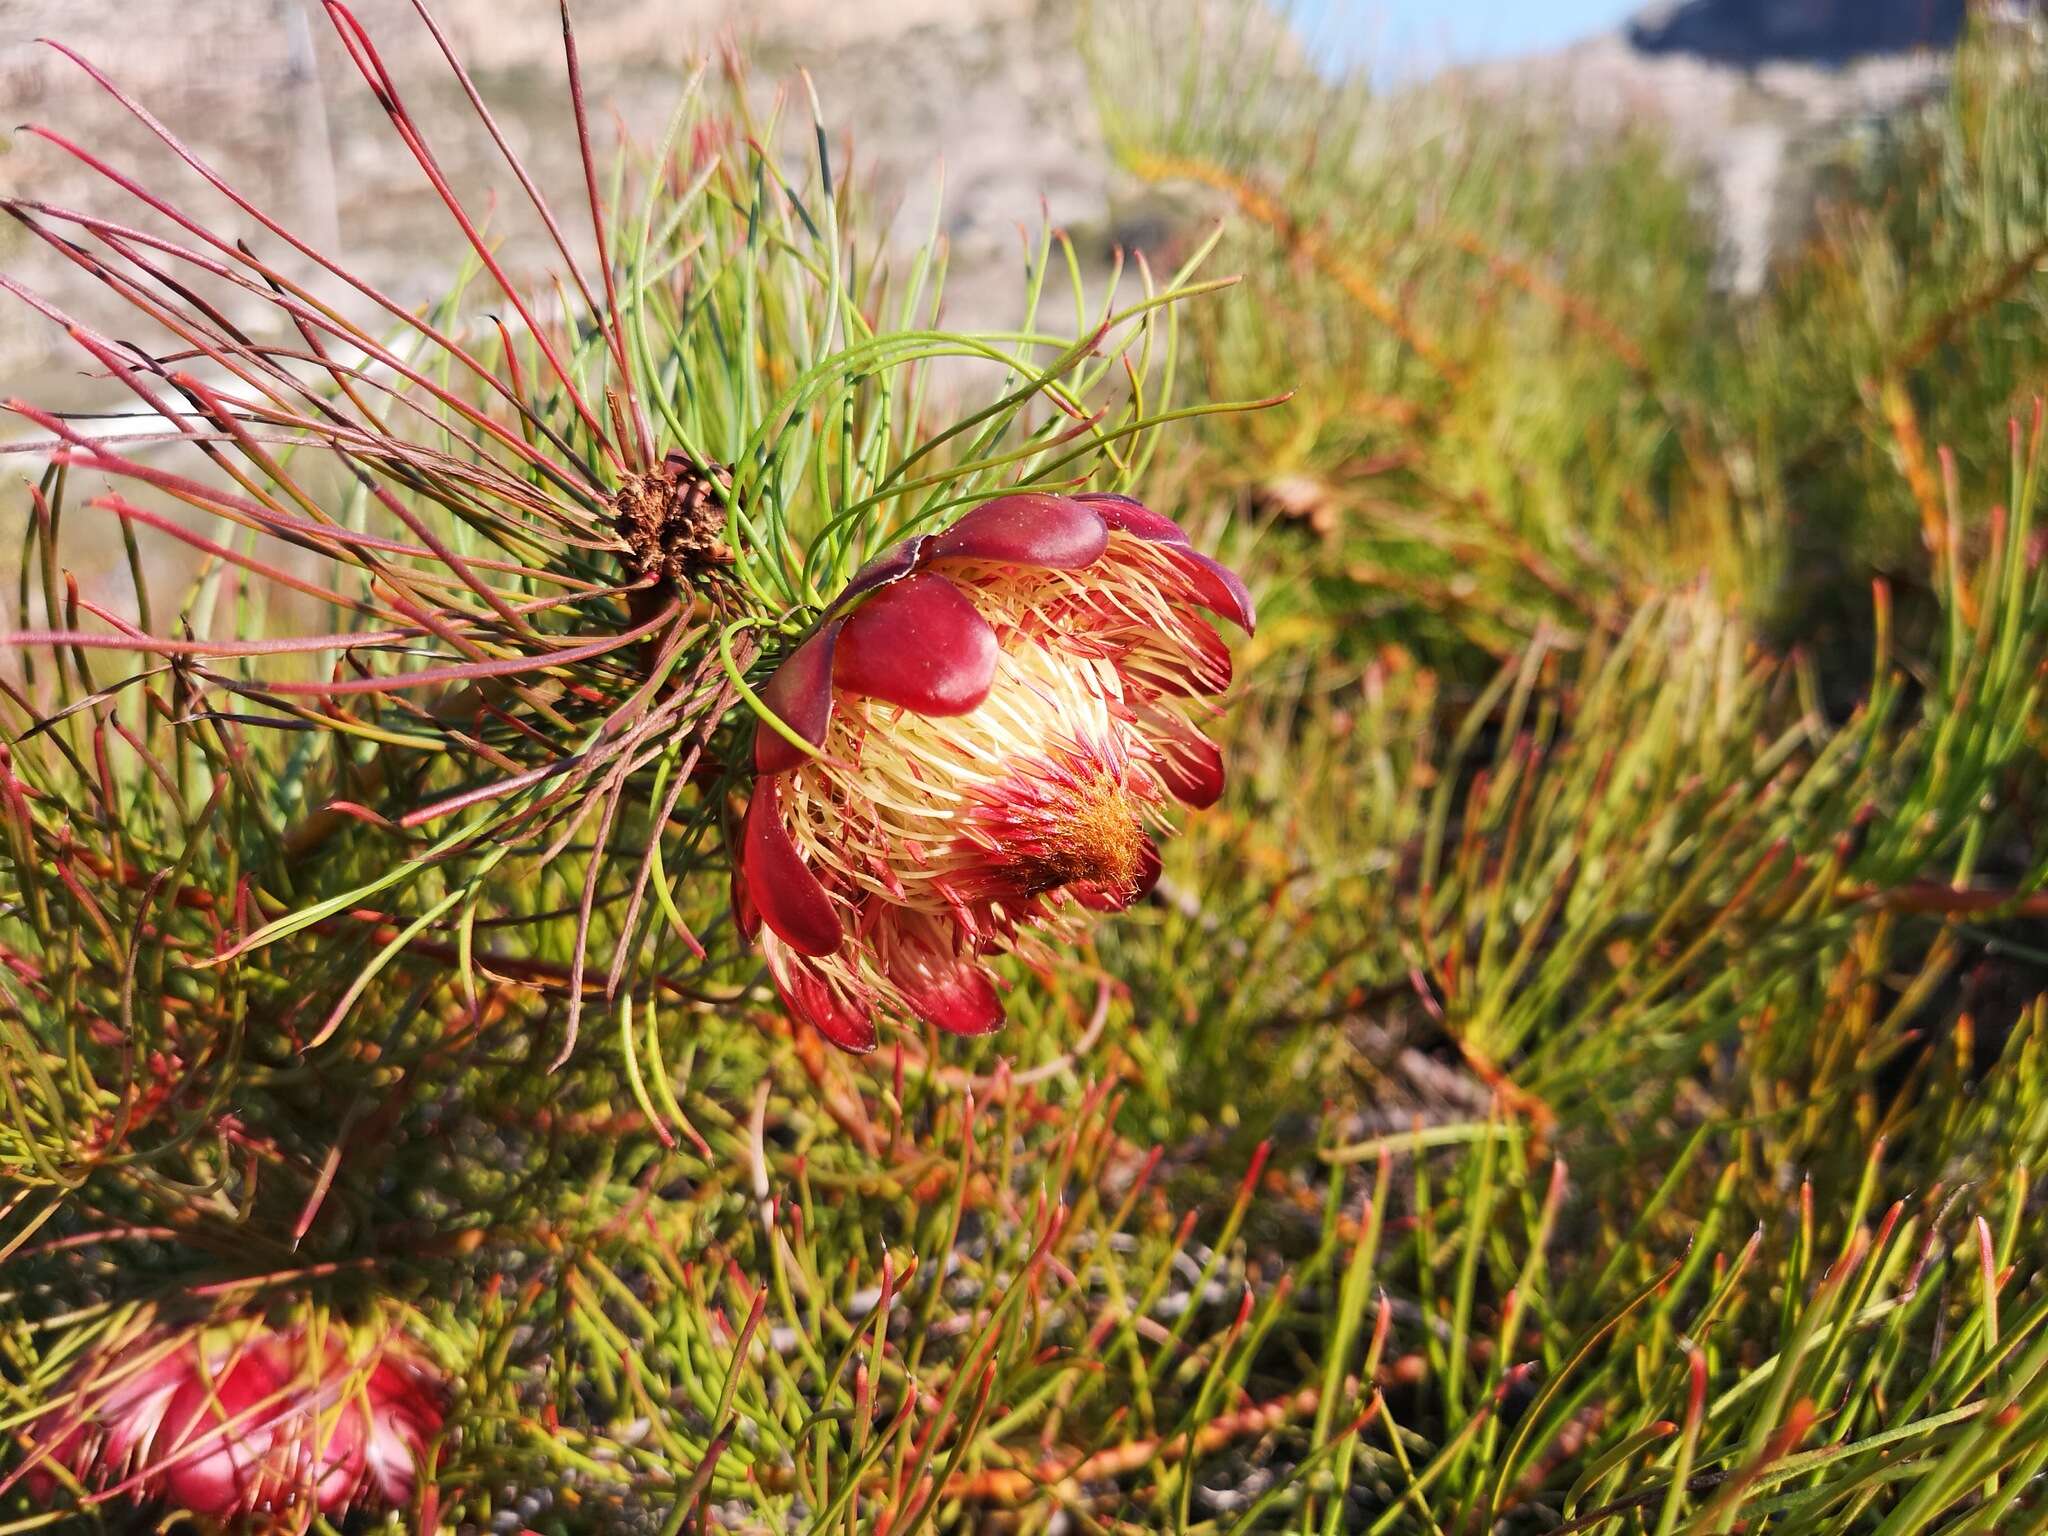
[{"x1": 1022, "y1": 771, "x2": 1149, "y2": 895}]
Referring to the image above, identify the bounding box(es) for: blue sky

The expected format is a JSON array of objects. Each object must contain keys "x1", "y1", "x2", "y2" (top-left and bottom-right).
[{"x1": 1294, "y1": 0, "x2": 1644, "y2": 81}]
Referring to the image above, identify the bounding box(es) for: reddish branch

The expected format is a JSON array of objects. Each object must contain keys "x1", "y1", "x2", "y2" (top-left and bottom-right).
[
  {"x1": 1858, "y1": 880, "x2": 2048, "y2": 919},
  {"x1": 1127, "y1": 151, "x2": 1465, "y2": 388},
  {"x1": 943, "y1": 1384, "x2": 1326, "y2": 1506},
  {"x1": 1439, "y1": 226, "x2": 1650, "y2": 376}
]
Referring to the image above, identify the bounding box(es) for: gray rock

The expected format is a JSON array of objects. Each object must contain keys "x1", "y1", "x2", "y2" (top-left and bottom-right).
[{"x1": 1630, "y1": 0, "x2": 1968, "y2": 64}]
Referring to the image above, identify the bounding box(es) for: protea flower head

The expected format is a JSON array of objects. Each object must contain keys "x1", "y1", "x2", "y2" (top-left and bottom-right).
[
  {"x1": 18, "y1": 1313, "x2": 444, "y2": 1522},
  {"x1": 735, "y1": 490, "x2": 1254, "y2": 1050},
  {"x1": 0, "y1": 5, "x2": 1234, "y2": 1074}
]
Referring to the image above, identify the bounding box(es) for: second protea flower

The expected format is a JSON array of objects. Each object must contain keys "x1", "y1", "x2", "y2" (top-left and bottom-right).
[
  {"x1": 735, "y1": 491, "x2": 1253, "y2": 1050},
  {"x1": 17, "y1": 1312, "x2": 444, "y2": 1522}
]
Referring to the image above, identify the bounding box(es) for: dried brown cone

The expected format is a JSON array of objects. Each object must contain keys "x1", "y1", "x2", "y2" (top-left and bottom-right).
[{"x1": 615, "y1": 452, "x2": 737, "y2": 592}]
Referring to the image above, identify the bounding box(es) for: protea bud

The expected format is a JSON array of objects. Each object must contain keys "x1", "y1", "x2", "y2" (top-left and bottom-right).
[
  {"x1": 735, "y1": 491, "x2": 1253, "y2": 1050},
  {"x1": 18, "y1": 1314, "x2": 444, "y2": 1521}
]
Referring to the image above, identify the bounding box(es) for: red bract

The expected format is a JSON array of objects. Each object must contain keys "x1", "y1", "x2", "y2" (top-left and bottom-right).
[
  {"x1": 18, "y1": 1318, "x2": 444, "y2": 1522},
  {"x1": 736, "y1": 491, "x2": 1253, "y2": 1050}
]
